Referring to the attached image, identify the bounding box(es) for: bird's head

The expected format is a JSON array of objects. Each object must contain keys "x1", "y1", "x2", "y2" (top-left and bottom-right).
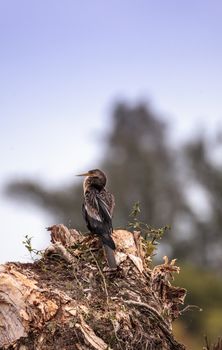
[{"x1": 76, "y1": 169, "x2": 107, "y2": 191}]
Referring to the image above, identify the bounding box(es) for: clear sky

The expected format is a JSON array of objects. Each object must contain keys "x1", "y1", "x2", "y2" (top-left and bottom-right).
[{"x1": 1, "y1": 0, "x2": 222, "y2": 263}]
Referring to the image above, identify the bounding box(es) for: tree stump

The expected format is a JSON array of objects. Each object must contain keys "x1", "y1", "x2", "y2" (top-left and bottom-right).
[{"x1": 0, "y1": 225, "x2": 187, "y2": 350}]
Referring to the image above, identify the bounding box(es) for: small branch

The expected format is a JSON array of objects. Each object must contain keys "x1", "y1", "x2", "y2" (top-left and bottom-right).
[
  {"x1": 89, "y1": 249, "x2": 109, "y2": 305},
  {"x1": 180, "y1": 304, "x2": 202, "y2": 314}
]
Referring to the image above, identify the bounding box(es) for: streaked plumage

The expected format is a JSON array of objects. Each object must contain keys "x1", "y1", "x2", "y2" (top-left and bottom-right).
[{"x1": 77, "y1": 169, "x2": 117, "y2": 268}]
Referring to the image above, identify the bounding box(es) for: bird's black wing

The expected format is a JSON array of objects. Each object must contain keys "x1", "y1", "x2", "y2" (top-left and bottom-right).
[
  {"x1": 83, "y1": 189, "x2": 112, "y2": 224},
  {"x1": 99, "y1": 190, "x2": 115, "y2": 217},
  {"x1": 82, "y1": 190, "x2": 115, "y2": 248},
  {"x1": 82, "y1": 189, "x2": 100, "y2": 220},
  {"x1": 82, "y1": 189, "x2": 116, "y2": 268},
  {"x1": 96, "y1": 195, "x2": 112, "y2": 224}
]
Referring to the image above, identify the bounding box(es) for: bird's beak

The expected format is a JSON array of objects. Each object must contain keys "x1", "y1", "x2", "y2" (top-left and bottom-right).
[{"x1": 76, "y1": 172, "x2": 91, "y2": 177}]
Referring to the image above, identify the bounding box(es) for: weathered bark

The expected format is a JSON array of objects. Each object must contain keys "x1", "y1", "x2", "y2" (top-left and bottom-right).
[{"x1": 0, "y1": 224, "x2": 187, "y2": 350}]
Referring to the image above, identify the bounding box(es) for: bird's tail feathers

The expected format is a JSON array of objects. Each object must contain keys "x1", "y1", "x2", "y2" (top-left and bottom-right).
[
  {"x1": 103, "y1": 243, "x2": 117, "y2": 269},
  {"x1": 101, "y1": 232, "x2": 116, "y2": 250},
  {"x1": 101, "y1": 232, "x2": 117, "y2": 269}
]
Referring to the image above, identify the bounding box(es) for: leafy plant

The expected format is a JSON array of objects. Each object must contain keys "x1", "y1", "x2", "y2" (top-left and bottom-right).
[
  {"x1": 22, "y1": 234, "x2": 43, "y2": 259},
  {"x1": 128, "y1": 201, "x2": 170, "y2": 257}
]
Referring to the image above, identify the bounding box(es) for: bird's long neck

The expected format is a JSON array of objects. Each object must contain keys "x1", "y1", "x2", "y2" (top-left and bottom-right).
[{"x1": 83, "y1": 176, "x2": 106, "y2": 194}]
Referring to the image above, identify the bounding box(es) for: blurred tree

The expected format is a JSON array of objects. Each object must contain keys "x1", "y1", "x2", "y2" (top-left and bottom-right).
[
  {"x1": 6, "y1": 101, "x2": 222, "y2": 347},
  {"x1": 101, "y1": 103, "x2": 191, "y2": 232},
  {"x1": 5, "y1": 101, "x2": 222, "y2": 268},
  {"x1": 184, "y1": 135, "x2": 222, "y2": 268},
  {"x1": 6, "y1": 178, "x2": 84, "y2": 229}
]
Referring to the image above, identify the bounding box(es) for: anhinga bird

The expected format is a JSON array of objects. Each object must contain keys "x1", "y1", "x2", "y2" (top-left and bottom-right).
[{"x1": 77, "y1": 169, "x2": 117, "y2": 269}]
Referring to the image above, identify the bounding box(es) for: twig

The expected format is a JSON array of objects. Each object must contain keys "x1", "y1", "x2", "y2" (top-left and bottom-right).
[
  {"x1": 88, "y1": 249, "x2": 126, "y2": 348},
  {"x1": 180, "y1": 304, "x2": 202, "y2": 314},
  {"x1": 89, "y1": 249, "x2": 109, "y2": 305}
]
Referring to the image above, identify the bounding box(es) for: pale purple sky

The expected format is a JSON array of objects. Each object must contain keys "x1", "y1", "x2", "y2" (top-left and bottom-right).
[{"x1": 1, "y1": 0, "x2": 222, "y2": 262}]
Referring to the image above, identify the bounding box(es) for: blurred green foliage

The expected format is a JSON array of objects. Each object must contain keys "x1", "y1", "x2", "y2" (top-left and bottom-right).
[
  {"x1": 128, "y1": 201, "x2": 170, "y2": 258},
  {"x1": 175, "y1": 265, "x2": 222, "y2": 347}
]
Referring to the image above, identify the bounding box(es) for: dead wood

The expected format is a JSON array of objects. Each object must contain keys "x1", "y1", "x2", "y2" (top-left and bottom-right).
[{"x1": 0, "y1": 224, "x2": 187, "y2": 350}]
